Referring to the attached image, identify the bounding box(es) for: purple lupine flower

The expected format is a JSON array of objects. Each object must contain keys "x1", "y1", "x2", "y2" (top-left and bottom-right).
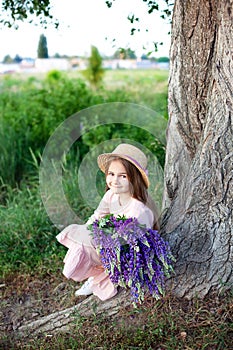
[{"x1": 88, "y1": 214, "x2": 175, "y2": 305}]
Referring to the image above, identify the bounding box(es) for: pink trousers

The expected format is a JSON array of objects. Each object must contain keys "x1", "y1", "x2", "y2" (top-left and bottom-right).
[{"x1": 56, "y1": 224, "x2": 117, "y2": 301}]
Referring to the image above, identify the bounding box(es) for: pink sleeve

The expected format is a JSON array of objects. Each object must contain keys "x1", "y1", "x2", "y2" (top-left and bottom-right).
[
  {"x1": 137, "y1": 207, "x2": 154, "y2": 228},
  {"x1": 86, "y1": 190, "x2": 111, "y2": 224},
  {"x1": 127, "y1": 200, "x2": 154, "y2": 228}
]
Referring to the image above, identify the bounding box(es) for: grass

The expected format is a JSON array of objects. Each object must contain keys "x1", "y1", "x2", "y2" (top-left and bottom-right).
[
  {"x1": 0, "y1": 68, "x2": 168, "y2": 187},
  {"x1": 0, "y1": 184, "x2": 60, "y2": 277},
  {"x1": 102, "y1": 69, "x2": 169, "y2": 117},
  {"x1": 0, "y1": 171, "x2": 93, "y2": 278}
]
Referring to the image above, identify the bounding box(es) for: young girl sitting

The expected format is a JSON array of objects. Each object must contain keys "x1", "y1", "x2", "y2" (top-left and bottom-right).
[{"x1": 56, "y1": 143, "x2": 159, "y2": 301}]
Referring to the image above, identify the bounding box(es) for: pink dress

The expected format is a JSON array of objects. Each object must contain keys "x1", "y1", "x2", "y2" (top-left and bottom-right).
[{"x1": 56, "y1": 189, "x2": 154, "y2": 301}]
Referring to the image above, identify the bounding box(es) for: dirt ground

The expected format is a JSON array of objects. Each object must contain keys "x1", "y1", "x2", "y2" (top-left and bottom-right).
[
  {"x1": 0, "y1": 273, "x2": 82, "y2": 346},
  {"x1": 1, "y1": 273, "x2": 233, "y2": 350}
]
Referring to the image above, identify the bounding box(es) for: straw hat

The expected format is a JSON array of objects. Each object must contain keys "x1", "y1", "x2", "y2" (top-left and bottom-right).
[{"x1": 97, "y1": 143, "x2": 149, "y2": 188}]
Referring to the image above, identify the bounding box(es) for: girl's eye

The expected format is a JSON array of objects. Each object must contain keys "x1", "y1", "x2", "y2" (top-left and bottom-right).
[{"x1": 107, "y1": 172, "x2": 127, "y2": 178}]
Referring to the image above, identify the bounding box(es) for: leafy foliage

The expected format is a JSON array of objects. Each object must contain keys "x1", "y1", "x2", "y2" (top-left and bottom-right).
[
  {"x1": 0, "y1": 0, "x2": 58, "y2": 28},
  {"x1": 83, "y1": 45, "x2": 105, "y2": 87},
  {"x1": 113, "y1": 47, "x2": 137, "y2": 59},
  {"x1": 81, "y1": 122, "x2": 166, "y2": 168}
]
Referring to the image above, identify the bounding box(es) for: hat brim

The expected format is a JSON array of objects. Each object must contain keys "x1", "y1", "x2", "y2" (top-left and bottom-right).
[{"x1": 97, "y1": 153, "x2": 149, "y2": 188}]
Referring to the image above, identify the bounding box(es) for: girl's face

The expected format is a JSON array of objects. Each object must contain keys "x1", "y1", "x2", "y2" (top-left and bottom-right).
[{"x1": 106, "y1": 160, "x2": 130, "y2": 196}]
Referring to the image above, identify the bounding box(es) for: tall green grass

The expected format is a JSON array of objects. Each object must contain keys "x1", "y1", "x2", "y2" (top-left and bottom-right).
[
  {"x1": 0, "y1": 161, "x2": 95, "y2": 278},
  {"x1": 1, "y1": 69, "x2": 167, "y2": 187},
  {"x1": 0, "y1": 72, "x2": 94, "y2": 186},
  {"x1": 0, "y1": 183, "x2": 60, "y2": 277}
]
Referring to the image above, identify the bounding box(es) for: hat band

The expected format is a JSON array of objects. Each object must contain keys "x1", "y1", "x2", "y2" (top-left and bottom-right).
[{"x1": 124, "y1": 155, "x2": 148, "y2": 176}]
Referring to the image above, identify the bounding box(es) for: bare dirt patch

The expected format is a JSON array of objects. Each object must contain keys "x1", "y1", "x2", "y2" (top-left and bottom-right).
[{"x1": 0, "y1": 273, "x2": 80, "y2": 346}]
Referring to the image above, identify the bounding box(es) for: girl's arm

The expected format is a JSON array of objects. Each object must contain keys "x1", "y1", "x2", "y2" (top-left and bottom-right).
[
  {"x1": 86, "y1": 190, "x2": 111, "y2": 225},
  {"x1": 137, "y1": 206, "x2": 154, "y2": 229}
]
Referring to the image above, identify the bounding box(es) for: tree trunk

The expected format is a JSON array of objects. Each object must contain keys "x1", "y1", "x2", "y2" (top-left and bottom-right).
[{"x1": 163, "y1": 0, "x2": 233, "y2": 298}]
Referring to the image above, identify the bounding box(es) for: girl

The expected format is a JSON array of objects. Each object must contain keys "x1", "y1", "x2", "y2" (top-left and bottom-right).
[{"x1": 56, "y1": 143, "x2": 159, "y2": 301}]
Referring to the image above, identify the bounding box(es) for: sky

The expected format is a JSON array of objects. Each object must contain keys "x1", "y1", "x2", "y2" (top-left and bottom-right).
[{"x1": 0, "y1": 0, "x2": 171, "y2": 61}]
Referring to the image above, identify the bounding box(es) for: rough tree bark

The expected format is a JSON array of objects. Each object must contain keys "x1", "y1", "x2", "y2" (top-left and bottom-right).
[{"x1": 162, "y1": 0, "x2": 233, "y2": 298}]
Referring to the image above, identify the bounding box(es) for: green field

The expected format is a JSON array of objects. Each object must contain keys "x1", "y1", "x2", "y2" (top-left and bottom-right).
[{"x1": 0, "y1": 68, "x2": 231, "y2": 349}]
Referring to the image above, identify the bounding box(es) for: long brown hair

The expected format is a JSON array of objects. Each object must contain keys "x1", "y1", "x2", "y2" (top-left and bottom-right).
[
  {"x1": 105, "y1": 157, "x2": 148, "y2": 204},
  {"x1": 105, "y1": 157, "x2": 160, "y2": 230}
]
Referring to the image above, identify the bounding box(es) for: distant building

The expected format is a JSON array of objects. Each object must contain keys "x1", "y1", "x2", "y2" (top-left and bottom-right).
[
  {"x1": 156, "y1": 62, "x2": 170, "y2": 69},
  {"x1": 103, "y1": 59, "x2": 137, "y2": 69},
  {"x1": 0, "y1": 58, "x2": 169, "y2": 74},
  {"x1": 0, "y1": 63, "x2": 20, "y2": 74},
  {"x1": 102, "y1": 59, "x2": 169, "y2": 70},
  {"x1": 136, "y1": 59, "x2": 157, "y2": 69},
  {"x1": 34, "y1": 58, "x2": 71, "y2": 72},
  {"x1": 20, "y1": 58, "x2": 35, "y2": 68}
]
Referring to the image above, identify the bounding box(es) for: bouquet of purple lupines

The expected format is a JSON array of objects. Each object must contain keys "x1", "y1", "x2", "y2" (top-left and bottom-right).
[{"x1": 88, "y1": 214, "x2": 175, "y2": 305}]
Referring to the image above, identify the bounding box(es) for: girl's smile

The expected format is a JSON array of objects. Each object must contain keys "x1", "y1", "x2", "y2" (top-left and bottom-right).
[{"x1": 106, "y1": 160, "x2": 130, "y2": 198}]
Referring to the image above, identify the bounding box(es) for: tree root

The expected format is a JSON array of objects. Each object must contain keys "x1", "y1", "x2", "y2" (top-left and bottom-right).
[{"x1": 15, "y1": 289, "x2": 131, "y2": 338}]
